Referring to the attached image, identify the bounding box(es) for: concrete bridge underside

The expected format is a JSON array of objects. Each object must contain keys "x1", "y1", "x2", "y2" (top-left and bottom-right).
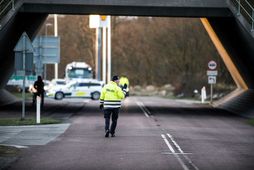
[{"x1": 1, "y1": 0, "x2": 254, "y2": 116}]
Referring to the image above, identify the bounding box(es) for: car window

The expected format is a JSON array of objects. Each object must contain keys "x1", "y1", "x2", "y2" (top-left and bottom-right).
[
  {"x1": 56, "y1": 81, "x2": 66, "y2": 85},
  {"x1": 90, "y1": 83, "x2": 101, "y2": 87},
  {"x1": 78, "y1": 83, "x2": 90, "y2": 87}
]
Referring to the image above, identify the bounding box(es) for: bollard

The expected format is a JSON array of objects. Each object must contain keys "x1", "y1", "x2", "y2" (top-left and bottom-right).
[
  {"x1": 36, "y1": 96, "x2": 41, "y2": 124},
  {"x1": 201, "y1": 86, "x2": 206, "y2": 103}
]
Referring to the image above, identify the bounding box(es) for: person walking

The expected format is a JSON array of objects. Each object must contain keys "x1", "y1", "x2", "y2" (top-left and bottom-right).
[
  {"x1": 119, "y1": 75, "x2": 130, "y2": 97},
  {"x1": 33, "y1": 75, "x2": 45, "y2": 108},
  {"x1": 100, "y1": 75, "x2": 126, "y2": 137}
]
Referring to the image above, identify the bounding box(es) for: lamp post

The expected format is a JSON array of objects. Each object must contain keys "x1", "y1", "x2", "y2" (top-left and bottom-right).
[
  {"x1": 44, "y1": 23, "x2": 52, "y2": 80},
  {"x1": 54, "y1": 14, "x2": 58, "y2": 79}
]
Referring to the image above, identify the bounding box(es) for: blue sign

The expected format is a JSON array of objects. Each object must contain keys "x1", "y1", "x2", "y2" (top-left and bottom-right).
[
  {"x1": 33, "y1": 36, "x2": 60, "y2": 64},
  {"x1": 32, "y1": 36, "x2": 60, "y2": 76}
]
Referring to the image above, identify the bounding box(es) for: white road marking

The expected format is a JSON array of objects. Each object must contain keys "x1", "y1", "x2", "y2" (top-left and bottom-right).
[
  {"x1": 136, "y1": 98, "x2": 198, "y2": 170},
  {"x1": 136, "y1": 101, "x2": 150, "y2": 118},
  {"x1": 161, "y1": 134, "x2": 176, "y2": 153},
  {"x1": 167, "y1": 133, "x2": 199, "y2": 170},
  {"x1": 161, "y1": 134, "x2": 189, "y2": 170},
  {"x1": 167, "y1": 133, "x2": 184, "y2": 153},
  {"x1": 0, "y1": 144, "x2": 28, "y2": 149},
  {"x1": 161, "y1": 152, "x2": 192, "y2": 155}
]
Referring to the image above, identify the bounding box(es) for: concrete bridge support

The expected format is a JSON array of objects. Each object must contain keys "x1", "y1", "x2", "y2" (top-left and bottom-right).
[{"x1": 0, "y1": 12, "x2": 47, "y2": 105}]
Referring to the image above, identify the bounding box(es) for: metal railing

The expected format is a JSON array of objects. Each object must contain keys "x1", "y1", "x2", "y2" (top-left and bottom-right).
[
  {"x1": 0, "y1": 0, "x2": 15, "y2": 21},
  {"x1": 230, "y1": 0, "x2": 254, "y2": 31}
]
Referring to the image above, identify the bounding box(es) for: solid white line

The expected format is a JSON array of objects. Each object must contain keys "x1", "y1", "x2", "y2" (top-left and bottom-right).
[
  {"x1": 161, "y1": 152, "x2": 193, "y2": 155},
  {"x1": 142, "y1": 104, "x2": 152, "y2": 115},
  {"x1": 167, "y1": 133, "x2": 199, "y2": 170},
  {"x1": 161, "y1": 134, "x2": 175, "y2": 153},
  {"x1": 136, "y1": 101, "x2": 150, "y2": 117},
  {"x1": 167, "y1": 133, "x2": 184, "y2": 153},
  {"x1": 0, "y1": 144, "x2": 28, "y2": 149},
  {"x1": 161, "y1": 134, "x2": 189, "y2": 170}
]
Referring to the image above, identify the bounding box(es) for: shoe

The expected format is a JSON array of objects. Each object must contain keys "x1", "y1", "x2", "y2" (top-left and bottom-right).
[
  {"x1": 111, "y1": 133, "x2": 115, "y2": 137},
  {"x1": 105, "y1": 130, "x2": 109, "y2": 138}
]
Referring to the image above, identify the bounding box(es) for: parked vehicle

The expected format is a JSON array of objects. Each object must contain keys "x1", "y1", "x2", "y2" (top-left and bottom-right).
[
  {"x1": 46, "y1": 79, "x2": 103, "y2": 100},
  {"x1": 45, "y1": 79, "x2": 66, "y2": 91},
  {"x1": 7, "y1": 75, "x2": 36, "y2": 92},
  {"x1": 65, "y1": 62, "x2": 93, "y2": 81}
]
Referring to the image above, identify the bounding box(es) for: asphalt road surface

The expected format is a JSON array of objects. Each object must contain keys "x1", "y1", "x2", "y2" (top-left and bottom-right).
[{"x1": 7, "y1": 96, "x2": 254, "y2": 170}]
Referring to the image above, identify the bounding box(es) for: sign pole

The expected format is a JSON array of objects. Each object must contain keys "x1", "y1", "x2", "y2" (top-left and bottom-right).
[
  {"x1": 14, "y1": 32, "x2": 34, "y2": 120},
  {"x1": 210, "y1": 84, "x2": 213, "y2": 104},
  {"x1": 21, "y1": 34, "x2": 26, "y2": 120},
  {"x1": 207, "y1": 60, "x2": 217, "y2": 105}
]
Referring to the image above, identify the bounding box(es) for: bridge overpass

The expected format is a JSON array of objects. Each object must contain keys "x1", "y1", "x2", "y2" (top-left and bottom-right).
[{"x1": 0, "y1": 0, "x2": 254, "y2": 116}]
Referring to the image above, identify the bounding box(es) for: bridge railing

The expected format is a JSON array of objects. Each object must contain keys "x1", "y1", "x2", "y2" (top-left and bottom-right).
[
  {"x1": 0, "y1": 0, "x2": 15, "y2": 21},
  {"x1": 230, "y1": 0, "x2": 254, "y2": 31}
]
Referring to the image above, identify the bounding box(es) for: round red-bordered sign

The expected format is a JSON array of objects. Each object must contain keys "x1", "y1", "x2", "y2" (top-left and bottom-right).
[{"x1": 208, "y1": 60, "x2": 217, "y2": 70}]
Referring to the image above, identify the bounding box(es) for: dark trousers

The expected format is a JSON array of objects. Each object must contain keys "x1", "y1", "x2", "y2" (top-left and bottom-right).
[
  {"x1": 104, "y1": 108, "x2": 119, "y2": 134},
  {"x1": 32, "y1": 93, "x2": 44, "y2": 109}
]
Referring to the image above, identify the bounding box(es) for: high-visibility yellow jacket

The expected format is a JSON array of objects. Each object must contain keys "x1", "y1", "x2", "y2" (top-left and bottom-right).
[
  {"x1": 119, "y1": 76, "x2": 129, "y2": 87},
  {"x1": 100, "y1": 81, "x2": 125, "y2": 109}
]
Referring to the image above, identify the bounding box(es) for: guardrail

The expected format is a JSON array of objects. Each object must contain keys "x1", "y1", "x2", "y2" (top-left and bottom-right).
[
  {"x1": 230, "y1": 0, "x2": 254, "y2": 31},
  {"x1": 0, "y1": 0, "x2": 15, "y2": 21}
]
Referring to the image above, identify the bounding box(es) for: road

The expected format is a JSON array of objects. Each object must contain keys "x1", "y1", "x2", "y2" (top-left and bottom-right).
[{"x1": 7, "y1": 96, "x2": 254, "y2": 170}]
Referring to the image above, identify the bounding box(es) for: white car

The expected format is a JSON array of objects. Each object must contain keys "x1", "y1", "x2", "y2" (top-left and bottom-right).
[
  {"x1": 43, "y1": 79, "x2": 66, "y2": 93},
  {"x1": 46, "y1": 80, "x2": 103, "y2": 100}
]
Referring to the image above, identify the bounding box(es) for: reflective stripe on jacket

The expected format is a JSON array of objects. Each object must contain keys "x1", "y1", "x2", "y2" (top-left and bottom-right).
[{"x1": 100, "y1": 81, "x2": 125, "y2": 108}]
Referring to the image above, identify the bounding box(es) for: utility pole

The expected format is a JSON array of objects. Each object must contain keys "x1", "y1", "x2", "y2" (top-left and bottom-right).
[
  {"x1": 44, "y1": 23, "x2": 52, "y2": 80},
  {"x1": 54, "y1": 14, "x2": 58, "y2": 79},
  {"x1": 102, "y1": 27, "x2": 107, "y2": 84},
  {"x1": 107, "y1": 16, "x2": 111, "y2": 83}
]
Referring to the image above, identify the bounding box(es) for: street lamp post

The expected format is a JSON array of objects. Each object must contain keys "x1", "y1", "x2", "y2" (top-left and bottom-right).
[
  {"x1": 44, "y1": 23, "x2": 52, "y2": 80},
  {"x1": 54, "y1": 14, "x2": 58, "y2": 79}
]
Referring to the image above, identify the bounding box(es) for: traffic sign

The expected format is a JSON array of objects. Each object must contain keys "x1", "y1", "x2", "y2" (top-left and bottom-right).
[
  {"x1": 89, "y1": 15, "x2": 110, "y2": 28},
  {"x1": 33, "y1": 36, "x2": 60, "y2": 76},
  {"x1": 208, "y1": 60, "x2": 217, "y2": 70},
  {"x1": 14, "y1": 32, "x2": 34, "y2": 74},
  {"x1": 33, "y1": 36, "x2": 60, "y2": 64},
  {"x1": 208, "y1": 76, "x2": 216, "y2": 84},
  {"x1": 207, "y1": 70, "x2": 218, "y2": 76},
  {"x1": 14, "y1": 32, "x2": 34, "y2": 53}
]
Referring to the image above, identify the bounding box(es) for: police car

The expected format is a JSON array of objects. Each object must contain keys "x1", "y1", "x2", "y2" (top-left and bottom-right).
[{"x1": 46, "y1": 79, "x2": 104, "y2": 100}]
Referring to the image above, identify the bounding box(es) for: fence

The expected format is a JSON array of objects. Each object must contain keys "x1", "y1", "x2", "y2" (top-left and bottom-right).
[{"x1": 230, "y1": 0, "x2": 254, "y2": 31}]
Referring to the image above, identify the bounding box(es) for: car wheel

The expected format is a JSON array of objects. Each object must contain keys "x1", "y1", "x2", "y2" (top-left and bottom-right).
[
  {"x1": 55, "y1": 92, "x2": 64, "y2": 100},
  {"x1": 91, "y1": 92, "x2": 100, "y2": 100}
]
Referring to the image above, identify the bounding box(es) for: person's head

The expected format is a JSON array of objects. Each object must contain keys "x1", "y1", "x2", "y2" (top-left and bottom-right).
[
  {"x1": 37, "y1": 76, "x2": 42, "y2": 81},
  {"x1": 112, "y1": 75, "x2": 119, "y2": 84}
]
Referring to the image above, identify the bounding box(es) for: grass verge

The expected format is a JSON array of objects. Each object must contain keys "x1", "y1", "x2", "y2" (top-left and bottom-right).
[
  {"x1": 247, "y1": 119, "x2": 254, "y2": 126},
  {"x1": 11, "y1": 92, "x2": 33, "y2": 99},
  {"x1": 0, "y1": 117, "x2": 61, "y2": 126},
  {"x1": 0, "y1": 145, "x2": 20, "y2": 157}
]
